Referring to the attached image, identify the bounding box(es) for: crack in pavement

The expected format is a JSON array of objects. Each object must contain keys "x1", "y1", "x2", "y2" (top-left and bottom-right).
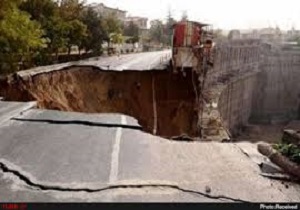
[
  {"x1": 0, "y1": 161, "x2": 250, "y2": 203},
  {"x1": 11, "y1": 118, "x2": 142, "y2": 130},
  {"x1": 233, "y1": 144, "x2": 251, "y2": 159}
]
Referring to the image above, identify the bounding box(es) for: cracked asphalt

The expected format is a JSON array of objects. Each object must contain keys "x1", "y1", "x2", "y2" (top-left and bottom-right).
[
  {"x1": 16, "y1": 50, "x2": 172, "y2": 78},
  {"x1": 0, "y1": 101, "x2": 300, "y2": 202}
]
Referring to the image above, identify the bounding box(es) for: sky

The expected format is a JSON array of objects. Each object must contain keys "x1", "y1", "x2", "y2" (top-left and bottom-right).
[{"x1": 87, "y1": 0, "x2": 300, "y2": 30}]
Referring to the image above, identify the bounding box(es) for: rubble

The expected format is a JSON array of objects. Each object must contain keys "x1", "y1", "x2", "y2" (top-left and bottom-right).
[{"x1": 258, "y1": 143, "x2": 300, "y2": 179}]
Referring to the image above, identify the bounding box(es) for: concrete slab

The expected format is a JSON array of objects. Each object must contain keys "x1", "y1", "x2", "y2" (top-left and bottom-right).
[
  {"x1": 0, "y1": 111, "x2": 117, "y2": 185},
  {"x1": 0, "y1": 103, "x2": 299, "y2": 202},
  {"x1": 16, "y1": 50, "x2": 172, "y2": 78},
  {"x1": 110, "y1": 188, "x2": 222, "y2": 202},
  {"x1": 0, "y1": 169, "x2": 222, "y2": 202},
  {"x1": 79, "y1": 50, "x2": 171, "y2": 71},
  {"x1": 118, "y1": 130, "x2": 300, "y2": 202},
  {"x1": 0, "y1": 101, "x2": 37, "y2": 125},
  {"x1": 0, "y1": 171, "x2": 113, "y2": 202}
]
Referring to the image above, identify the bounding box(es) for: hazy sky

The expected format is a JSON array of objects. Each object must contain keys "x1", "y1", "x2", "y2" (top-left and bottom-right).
[{"x1": 87, "y1": 0, "x2": 300, "y2": 30}]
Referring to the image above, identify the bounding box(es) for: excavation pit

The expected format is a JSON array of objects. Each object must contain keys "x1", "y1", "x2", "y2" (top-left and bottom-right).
[{"x1": 0, "y1": 66, "x2": 200, "y2": 139}]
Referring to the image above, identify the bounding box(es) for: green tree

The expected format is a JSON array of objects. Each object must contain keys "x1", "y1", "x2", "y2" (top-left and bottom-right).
[
  {"x1": 19, "y1": 0, "x2": 58, "y2": 25},
  {"x1": 0, "y1": 2, "x2": 46, "y2": 73},
  {"x1": 19, "y1": 0, "x2": 61, "y2": 64},
  {"x1": 80, "y1": 7, "x2": 106, "y2": 54},
  {"x1": 123, "y1": 21, "x2": 140, "y2": 44},
  {"x1": 110, "y1": 33, "x2": 124, "y2": 45},
  {"x1": 0, "y1": 0, "x2": 22, "y2": 18},
  {"x1": 103, "y1": 14, "x2": 122, "y2": 48},
  {"x1": 164, "y1": 9, "x2": 177, "y2": 46},
  {"x1": 65, "y1": 19, "x2": 87, "y2": 55},
  {"x1": 44, "y1": 16, "x2": 69, "y2": 59},
  {"x1": 58, "y1": 0, "x2": 85, "y2": 21}
]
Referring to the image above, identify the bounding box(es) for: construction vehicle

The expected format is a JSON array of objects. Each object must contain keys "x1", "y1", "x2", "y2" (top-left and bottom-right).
[{"x1": 171, "y1": 20, "x2": 214, "y2": 137}]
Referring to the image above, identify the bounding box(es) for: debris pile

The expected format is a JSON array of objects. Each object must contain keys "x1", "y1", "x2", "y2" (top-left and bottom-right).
[{"x1": 258, "y1": 129, "x2": 300, "y2": 180}]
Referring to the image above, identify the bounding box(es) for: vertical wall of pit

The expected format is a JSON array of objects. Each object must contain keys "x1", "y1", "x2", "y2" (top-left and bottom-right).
[
  {"x1": 251, "y1": 48, "x2": 300, "y2": 124},
  {"x1": 0, "y1": 67, "x2": 199, "y2": 138},
  {"x1": 202, "y1": 40, "x2": 300, "y2": 139}
]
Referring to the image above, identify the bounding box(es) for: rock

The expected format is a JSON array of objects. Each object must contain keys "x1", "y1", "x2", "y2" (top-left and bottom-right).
[{"x1": 259, "y1": 162, "x2": 283, "y2": 174}]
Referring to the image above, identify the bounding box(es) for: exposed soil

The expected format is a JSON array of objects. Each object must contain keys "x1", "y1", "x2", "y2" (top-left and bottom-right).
[{"x1": 0, "y1": 66, "x2": 200, "y2": 138}]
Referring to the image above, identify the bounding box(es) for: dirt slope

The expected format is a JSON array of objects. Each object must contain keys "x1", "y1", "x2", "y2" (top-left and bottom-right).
[{"x1": 0, "y1": 67, "x2": 199, "y2": 138}]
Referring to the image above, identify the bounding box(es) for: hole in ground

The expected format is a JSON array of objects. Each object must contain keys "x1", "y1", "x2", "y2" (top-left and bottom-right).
[{"x1": 0, "y1": 66, "x2": 200, "y2": 139}]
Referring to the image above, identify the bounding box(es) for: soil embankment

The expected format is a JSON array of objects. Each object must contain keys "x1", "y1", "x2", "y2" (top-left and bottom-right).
[{"x1": 0, "y1": 66, "x2": 199, "y2": 138}]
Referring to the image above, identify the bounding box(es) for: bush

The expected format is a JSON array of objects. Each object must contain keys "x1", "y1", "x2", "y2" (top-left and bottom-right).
[{"x1": 273, "y1": 143, "x2": 300, "y2": 164}]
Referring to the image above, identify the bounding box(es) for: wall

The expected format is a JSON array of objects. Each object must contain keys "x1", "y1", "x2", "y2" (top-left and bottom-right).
[
  {"x1": 202, "y1": 39, "x2": 261, "y2": 140},
  {"x1": 202, "y1": 40, "x2": 300, "y2": 140},
  {"x1": 206, "y1": 39, "x2": 260, "y2": 88},
  {"x1": 251, "y1": 46, "x2": 300, "y2": 124}
]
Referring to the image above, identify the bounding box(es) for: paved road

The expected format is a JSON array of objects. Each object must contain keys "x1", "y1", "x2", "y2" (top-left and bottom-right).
[
  {"x1": 17, "y1": 50, "x2": 172, "y2": 78},
  {"x1": 0, "y1": 101, "x2": 299, "y2": 202}
]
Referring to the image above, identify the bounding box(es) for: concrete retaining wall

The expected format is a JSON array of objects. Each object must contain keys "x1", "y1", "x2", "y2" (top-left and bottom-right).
[
  {"x1": 204, "y1": 40, "x2": 300, "y2": 140},
  {"x1": 251, "y1": 49, "x2": 300, "y2": 124}
]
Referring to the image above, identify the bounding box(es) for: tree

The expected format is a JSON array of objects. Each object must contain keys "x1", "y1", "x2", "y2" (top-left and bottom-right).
[
  {"x1": 164, "y1": 9, "x2": 177, "y2": 46},
  {"x1": 102, "y1": 14, "x2": 122, "y2": 48},
  {"x1": 110, "y1": 33, "x2": 124, "y2": 45},
  {"x1": 58, "y1": 0, "x2": 85, "y2": 21},
  {"x1": 123, "y1": 21, "x2": 140, "y2": 44},
  {"x1": 19, "y1": 0, "x2": 61, "y2": 63},
  {"x1": 19, "y1": 0, "x2": 58, "y2": 25},
  {"x1": 80, "y1": 7, "x2": 106, "y2": 54},
  {"x1": 0, "y1": 1, "x2": 46, "y2": 73},
  {"x1": 0, "y1": 0, "x2": 22, "y2": 18},
  {"x1": 43, "y1": 16, "x2": 68, "y2": 60},
  {"x1": 65, "y1": 20, "x2": 87, "y2": 55}
]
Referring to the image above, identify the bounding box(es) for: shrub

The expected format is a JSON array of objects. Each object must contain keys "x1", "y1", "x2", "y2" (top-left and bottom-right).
[{"x1": 273, "y1": 143, "x2": 300, "y2": 164}]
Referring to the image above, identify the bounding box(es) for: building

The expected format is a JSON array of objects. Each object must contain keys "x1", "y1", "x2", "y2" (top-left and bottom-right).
[
  {"x1": 91, "y1": 3, "x2": 126, "y2": 20},
  {"x1": 124, "y1": 16, "x2": 148, "y2": 29}
]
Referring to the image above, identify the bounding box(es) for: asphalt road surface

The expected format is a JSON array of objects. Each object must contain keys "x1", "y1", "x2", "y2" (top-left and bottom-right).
[
  {"x1": 0, "y1": 101, "x2": 300, "y2": 202},
  {"x1": 17, "y1": 50, "x2": 172, "y2": 78}
]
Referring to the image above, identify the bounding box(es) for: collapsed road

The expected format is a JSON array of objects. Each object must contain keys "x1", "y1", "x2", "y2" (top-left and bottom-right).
[
  {"x1": 0, "y1": 50, "x2": 300, "y2": 202},
  {"x1": 0, "y1": 50, "x2": 200, "y2": 138}
]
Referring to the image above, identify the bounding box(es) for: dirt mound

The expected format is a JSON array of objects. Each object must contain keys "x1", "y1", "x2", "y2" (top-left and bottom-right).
[{"x1": 0, "y1": 67, "x2": 199, "y2": 138}]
